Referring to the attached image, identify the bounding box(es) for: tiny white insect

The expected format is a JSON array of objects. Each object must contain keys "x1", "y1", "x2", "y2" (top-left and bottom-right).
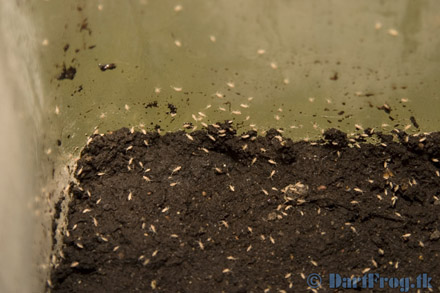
[
  {"x1": 220, "y1": 220, "x2": 229, "y2": 228},
  {"x1": 171, "y1": 166, "x2": 181, "y2": 174},
  {"x1": 388, "y1": 28, "x2": 399, "y2": 36},
  {"x1": 375, "y1": 21, "x2": 382, "y2": 30},
  {"x1": 269, "y1": 236, "x2": 275, "y2": 244},
  {"x1": 209, "y1": 35, "x2": 216, "y2": 42},
  {"x1": 355, "y1": 124, "x2": 363, "y2": 130}
]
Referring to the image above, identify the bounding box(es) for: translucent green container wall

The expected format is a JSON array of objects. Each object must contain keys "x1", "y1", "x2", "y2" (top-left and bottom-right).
[
  {"x1": 38, "y1": 0, "x2": 440, "y2": 154},
  {"x1": 0, "y1": 0, "x2": 439, "y2": 292}
]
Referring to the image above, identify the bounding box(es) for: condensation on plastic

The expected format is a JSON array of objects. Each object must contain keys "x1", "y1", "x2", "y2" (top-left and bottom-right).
[{"x1": 0, "y1": 0, "x2": 439, "y2": 292}]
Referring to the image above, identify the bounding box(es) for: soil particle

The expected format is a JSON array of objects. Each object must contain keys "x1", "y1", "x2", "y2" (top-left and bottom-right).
[
  {"x1": 57, "y1": 65, "x2": 77, "y2": 80},
  {"x1": 145, "y1": 101, "x2": 158, "y2": 109},
  {"x1": 51, "y1": 125, "x2": 440, "y2": 292},
  {"x1": 98, "y1": 63, "x2": 116, "y2": 71},
  {"x1": 410, "y1": 116, "x2": 420, "y2": 129},
  {"x1": 80, "y1": 18, "x2": 91, "y2": 35},
  {"x1": 167, "y1": 103, "x2": 177, "y2": 115},
  {"x1": 71, "y1": 85, "x2": 83, "y2": 96}
]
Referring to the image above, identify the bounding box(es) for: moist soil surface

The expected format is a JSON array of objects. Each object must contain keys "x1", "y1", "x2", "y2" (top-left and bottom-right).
[{"x1": 50, "y1": 123, "x2": 440, "y2": 292}]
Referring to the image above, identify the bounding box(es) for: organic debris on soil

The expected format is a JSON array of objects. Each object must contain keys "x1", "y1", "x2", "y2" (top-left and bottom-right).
[{"x1": 50, "y1": 123, "x2": 440, "y2": 292}]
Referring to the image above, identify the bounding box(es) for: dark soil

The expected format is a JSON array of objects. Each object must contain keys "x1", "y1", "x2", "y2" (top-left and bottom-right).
[{"x1": 50, "y1": 123, "x2": 440, "y2": 292}]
